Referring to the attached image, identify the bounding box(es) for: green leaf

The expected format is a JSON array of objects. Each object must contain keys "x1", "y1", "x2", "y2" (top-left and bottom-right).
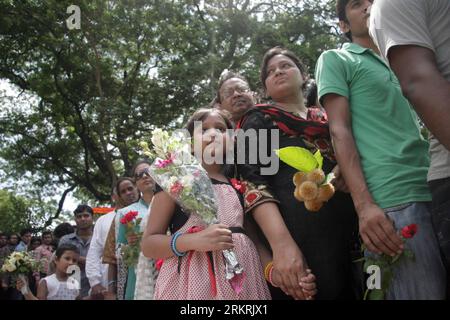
[
  {"x1": 390, "y1": 254, "x2": 400, "y2": 264},
  {"x1": 363, "y1": 260, "x2": 375, "y2": 272},
  {"x1": 313, "y1": 150, "x2": 323, "y2": 169},
  {"x1": 275, "y1": 147, "x2": 318, "y2": 173},
  {"x1": 403, "y1": 249, "x2": 415, "y2": 260}
]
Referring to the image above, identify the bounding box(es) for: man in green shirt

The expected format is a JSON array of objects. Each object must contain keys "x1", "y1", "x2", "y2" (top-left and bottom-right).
[{"x1": 315, "y1": 0, "x2": 445, "y2": 299}]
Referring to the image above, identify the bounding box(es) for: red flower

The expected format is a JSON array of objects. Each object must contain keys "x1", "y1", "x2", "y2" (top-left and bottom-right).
[
  {"x1": 170, "y1": 181, "x2": 183, "y2": 196},
  {"x1": 120, "y1": 216, "x2": 128, "y2": 225},
  {"x1": 230, "y1": 178, "x2": 247, "y2": 194},
  {"x1": 121, "y1": 211, "x2": 139, "y2": 224},
  {"x1": 155, "y1": 259, "x2": 164, "y2": 271},
  {"x1": 401, "y1": 224, "x2": 418, "y2": 239},
  {"x1": 245, "y1": 193, "x2": 258, "y2": 205}
]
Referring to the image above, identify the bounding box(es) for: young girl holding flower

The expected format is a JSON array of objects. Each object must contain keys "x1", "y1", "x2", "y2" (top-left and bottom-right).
[
  {"x1": 17, "y1": 244, "x2": 80, "y2": 300},
  {"x1": 141, "y1": 108, "x2": 315, "y2": 300}
]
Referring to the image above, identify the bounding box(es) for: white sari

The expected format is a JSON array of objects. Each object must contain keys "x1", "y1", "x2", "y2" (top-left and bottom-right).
[{"x1": 134, "y1": 202, "x2": 158, "y2": 300}]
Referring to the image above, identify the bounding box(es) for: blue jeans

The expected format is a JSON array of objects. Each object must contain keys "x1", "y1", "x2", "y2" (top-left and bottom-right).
[{"x1": 366, "y1": 202, "x2": 446, "y2": 300}]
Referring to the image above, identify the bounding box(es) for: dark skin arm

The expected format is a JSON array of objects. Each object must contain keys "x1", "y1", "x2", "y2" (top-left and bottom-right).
[
  {"x1": 388, "y1": 45, "x2": 450, "y2": 151},
  {"x1": 322, "y1": 94, "x2": 404, "y2": 256}
]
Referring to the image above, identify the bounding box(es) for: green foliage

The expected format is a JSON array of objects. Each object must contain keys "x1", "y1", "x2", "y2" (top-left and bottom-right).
[
  {"x1": 0, "y1": 189, "x2": 60, "y2": 233},
  {"x1": 0, "y1": 0, "x2": 340, "y2": 228}
]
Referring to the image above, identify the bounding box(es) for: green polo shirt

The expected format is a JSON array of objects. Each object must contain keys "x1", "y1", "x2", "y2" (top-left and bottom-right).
[{"x1": 315, "y1": 42, "x2": 431, "y2": 209}]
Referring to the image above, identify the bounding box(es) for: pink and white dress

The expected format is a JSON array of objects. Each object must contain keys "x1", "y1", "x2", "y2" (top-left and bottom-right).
[{"x1": 154, "y1": 179, "x2": 271, "y2": 300}]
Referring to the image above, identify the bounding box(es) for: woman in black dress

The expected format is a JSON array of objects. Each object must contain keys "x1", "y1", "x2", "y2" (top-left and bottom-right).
[{"x1": 236, "y1": 47, "x2": 361, "y2": 300}]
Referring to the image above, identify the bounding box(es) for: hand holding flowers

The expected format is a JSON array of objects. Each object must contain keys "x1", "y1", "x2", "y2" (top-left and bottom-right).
[
  {"x1": 119, "y1": 210, "x2": 143, "y2": 267},
  {"x1": 358, "y1": 223, "x2": 418, "y2": 300}
]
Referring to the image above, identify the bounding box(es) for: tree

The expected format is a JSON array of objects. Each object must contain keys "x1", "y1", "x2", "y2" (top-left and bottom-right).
[{"x1": 0, "y1": 0, "x2": 340, "y2": 229}]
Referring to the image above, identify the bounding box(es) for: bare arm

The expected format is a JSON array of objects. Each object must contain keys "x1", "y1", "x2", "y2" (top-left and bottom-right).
[
  {"x1": 251, "y1": 202, "x2": 309, "y2": 300},
  {"x1": 36, "y1": 279, "x2": 48, "y2": 300},
  {"x1": 388, "y1": 45, "x2": 450, "y2": 150},
  {"x1": 322, "y1": 94, "x2": 403, "y2": 256},
  {"x1": 141, "y1": 191, "x2": 233, "y2": 260}
]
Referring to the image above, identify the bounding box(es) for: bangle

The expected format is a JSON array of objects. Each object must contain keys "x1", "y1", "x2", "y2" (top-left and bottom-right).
[
  {"x1": 264, "y1": 261, "x2": 273, "y2": 282},
  {"x1": 170, "y1": 231, "x2": 187, "y2": 257},
  {"x1": 268, "y1": 265, "x2": 278, "y2": 287}
]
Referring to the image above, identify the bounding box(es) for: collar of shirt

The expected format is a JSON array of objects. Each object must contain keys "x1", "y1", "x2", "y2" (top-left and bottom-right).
[
  {"x1": 65, "y1": 232, "x2": 91, "y2": 247},
  {"x1": 343, "y1": 42, "x2": 390, "y2": 70}
]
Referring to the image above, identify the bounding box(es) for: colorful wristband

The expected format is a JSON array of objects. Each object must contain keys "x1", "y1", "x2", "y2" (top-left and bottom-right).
[{"x1": 170, "y1": 231, "x2": 187, "y2": 257}]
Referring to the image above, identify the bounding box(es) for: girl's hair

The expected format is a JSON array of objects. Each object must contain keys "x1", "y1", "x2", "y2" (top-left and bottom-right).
[
  {"x1": 55, "y1": 243, "x2": 80, "y2": 259},
  {"x1": 184, "y1": 108, "x2": 233, "y2": 136},
  {"x1": 260, "y1": 46, "x2": 307, "y2": 92}
]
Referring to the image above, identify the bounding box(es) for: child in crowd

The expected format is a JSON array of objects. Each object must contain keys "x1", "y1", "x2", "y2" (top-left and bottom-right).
[{"x1": 17, "y1": 244, "x2": 80, "y2": 300}]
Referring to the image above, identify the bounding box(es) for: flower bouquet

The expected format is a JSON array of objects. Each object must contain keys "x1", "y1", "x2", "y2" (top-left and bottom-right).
[
  {"x1": 140, "y1": 129, "x2": 244, "y2": 293},
  {"x1": 1, "y1": 251, "x2": 44, "y2": 295},
  {"x1": 119, "y1": 210, "x2": 143, "y2": 268},
  {"x1": 356, "y1": 224, "x2": 418, "y2": 300},
  {"x1": 275, "y1": 147, "x2": 335, "y2": 212}
]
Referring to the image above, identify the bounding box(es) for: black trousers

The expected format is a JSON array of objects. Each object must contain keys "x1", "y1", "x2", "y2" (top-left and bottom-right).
[{"x1": 429, "y1": 177, "x2": 450, "y2": 299}]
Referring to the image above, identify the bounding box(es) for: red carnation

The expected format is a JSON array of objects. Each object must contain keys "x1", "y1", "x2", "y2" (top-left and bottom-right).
[
  {"x1": 170, "y1": 181, "x2": 183, "y2": 196},
  {"x1": 120, "y1": 216, "x2": 128, "y2": 225},
  {"x1": 401, "y1": 224, "x2": 418, "y2": 239}
]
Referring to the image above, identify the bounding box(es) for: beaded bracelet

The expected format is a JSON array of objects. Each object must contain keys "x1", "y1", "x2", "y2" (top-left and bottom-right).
[{"x1": 170, "y1": 231, "x2": 187, "y2": 257}]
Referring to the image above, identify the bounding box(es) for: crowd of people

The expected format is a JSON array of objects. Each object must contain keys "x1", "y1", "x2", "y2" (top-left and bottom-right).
[{"x1": 1, "y1": 0, "x2": 449, "y2": 300}]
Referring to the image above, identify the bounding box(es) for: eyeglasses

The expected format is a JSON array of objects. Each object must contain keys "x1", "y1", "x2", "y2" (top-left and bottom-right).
[
  {"x1": 221, "y1": 86, "x2": 251, "y2": 100},
  {"x1": 135, "y1": 167, "x2": 151, "y2": 181}
]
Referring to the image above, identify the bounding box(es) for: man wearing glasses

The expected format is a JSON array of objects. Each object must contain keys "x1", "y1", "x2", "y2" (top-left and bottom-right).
[{"x1": 214, "y1": 70, "x2": 256, "y2": 125}]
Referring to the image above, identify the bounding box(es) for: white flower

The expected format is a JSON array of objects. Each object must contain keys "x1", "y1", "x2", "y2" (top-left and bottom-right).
[
  {"x1": 168, "y1": 176, "x2": 178, "y2": 187},
  {"x1": 4, "y1": 262, "x2": 16, "y2": 272},
  {"x1": 181, "y1": 175, "x2": 194, "y2": 188},
  {"x1": 12, "y1": 252, "x2": 23, "y2": 259},
  {"x1": 151, "y1": 128, "x2": 170, "y2": 157}
]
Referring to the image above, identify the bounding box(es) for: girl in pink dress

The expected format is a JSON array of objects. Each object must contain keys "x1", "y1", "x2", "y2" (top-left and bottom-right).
[{"x1": 142, "y1": 108, "x2": 271, "y2": 300}]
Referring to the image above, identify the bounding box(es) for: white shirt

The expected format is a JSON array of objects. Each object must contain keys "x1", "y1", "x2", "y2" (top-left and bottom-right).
[{"x1": 86, "y1": 211, "x2": 116, "y2": 288}]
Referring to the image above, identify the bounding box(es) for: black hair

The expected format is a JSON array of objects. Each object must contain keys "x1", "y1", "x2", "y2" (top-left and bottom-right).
[
  {"x1": 184, "y1": 108, "x2": 234, "y2": 137},
  {"x1": 130, "y1": 159, "x2": 152, "y2": 178},
  {"x1": 115, "y1": 177, "x2": 136, "y2": 195},
  {"x1": 20, "y1": 228, "x2": 32, "y2": 237},
  {"x1": 336, "y1": 0, "x2": 353, "y2": 41},
  {"x1": 55, "y1": 243, "x2": 80, "y2": 259},
  {"x1": 260, "y1": 46, "x2": 307, "y2": 93},
  {"x1": 305, "y1": 79, "x2": 318, "y2": 108},
  {"x1": 53, "y1": 223, "x2": 75, "y2": 239},
  {"x1": 73, "y1": 204, "x2": 93, "y2": 216},
  {"x1": 41, "y1": 230, "x2": 52, "y2": 238},
  {"x1": 28, "y1": 237, "x2": 41, "y2": 250}
]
